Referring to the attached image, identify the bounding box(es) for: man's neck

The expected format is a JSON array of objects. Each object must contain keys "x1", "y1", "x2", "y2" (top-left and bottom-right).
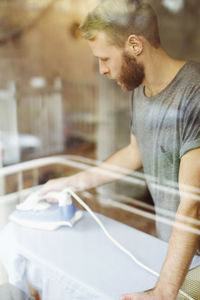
[{"x1": 142, "y1": 48, "x2": 186, "y2": 98}]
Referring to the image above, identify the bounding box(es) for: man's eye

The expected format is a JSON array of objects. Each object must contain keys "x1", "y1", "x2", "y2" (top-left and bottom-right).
[{"x1": 101, "y1": 58, "x2": 109, "y2": 62}]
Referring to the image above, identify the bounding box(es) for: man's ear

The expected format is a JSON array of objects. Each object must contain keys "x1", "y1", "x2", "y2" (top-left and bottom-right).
[{"x1": 126, "y1": 34, "x2": 143, "y2": 56}]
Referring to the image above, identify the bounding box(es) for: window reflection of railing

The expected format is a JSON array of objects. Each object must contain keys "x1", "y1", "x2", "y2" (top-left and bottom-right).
[
  {"x1": 0, "y1": 155, "x2": 151, "y2": 231},
  {"x1": 0, "y1": 155, "x2": 145, "y2": 197},
  {"x1": 0, "y1": 155, "x2": 175, "y2": 232}
]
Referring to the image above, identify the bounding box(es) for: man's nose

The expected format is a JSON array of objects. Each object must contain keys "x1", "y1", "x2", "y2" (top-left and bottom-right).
[{"x1": 99, "y1": 60, "x2": 109, "y2": 75}]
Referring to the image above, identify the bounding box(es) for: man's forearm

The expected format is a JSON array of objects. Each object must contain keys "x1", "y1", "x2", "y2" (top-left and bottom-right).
[
  {"x1": 67, "y1": 142, "x2": 143, "y2": 191},
  {"x1": 39, "y1": 134, "x2": 143, "y2": 195},
  {"x1": 155, "y1": 204, "x2": 200, "y2": 299}
]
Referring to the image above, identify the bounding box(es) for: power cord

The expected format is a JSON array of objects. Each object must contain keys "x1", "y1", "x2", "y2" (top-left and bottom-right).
[{"x1": 63, "y1": 188, "x2": 195, "y2": 300}]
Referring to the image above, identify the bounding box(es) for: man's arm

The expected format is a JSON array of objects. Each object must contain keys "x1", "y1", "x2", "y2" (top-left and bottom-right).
[
  {"x1": 154, "y1": 148, "x2": 200, "y2": 299},
  {"x1": 39, "y1": 133, "x2": 143, "y2": 195},
  {"x1": 121, "y1": 147, "x2": 200, "y2": 300}
]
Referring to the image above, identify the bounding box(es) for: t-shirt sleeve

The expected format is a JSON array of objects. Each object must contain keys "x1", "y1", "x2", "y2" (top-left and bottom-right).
[{"x1": 179, "y1": 87, "x2": 200, "y2": 158}]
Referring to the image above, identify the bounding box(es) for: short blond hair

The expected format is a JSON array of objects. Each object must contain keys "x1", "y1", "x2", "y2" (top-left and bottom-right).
[{"x1": 80, "y1": 0, "x2": 160, "y2": 48}]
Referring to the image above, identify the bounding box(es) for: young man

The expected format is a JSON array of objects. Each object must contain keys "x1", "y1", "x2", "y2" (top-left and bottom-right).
[{"x1": 40, "y1": 0, "x2": 200, "y2": 299}]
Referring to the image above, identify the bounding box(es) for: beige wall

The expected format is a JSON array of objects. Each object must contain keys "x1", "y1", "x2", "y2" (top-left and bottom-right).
[{"x1": 0, "y1": 0, "x2": 98, "y2": 83}]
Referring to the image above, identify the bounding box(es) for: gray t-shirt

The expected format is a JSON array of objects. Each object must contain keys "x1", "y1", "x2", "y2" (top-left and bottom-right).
[{"x1": 131, "y1": 61, "x2": 200, "y2": 242}]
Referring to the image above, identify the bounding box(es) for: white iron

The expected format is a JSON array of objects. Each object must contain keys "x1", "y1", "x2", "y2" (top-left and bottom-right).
[{"x1": 9, "y1": 190, "x2": 83, "y2": 230}]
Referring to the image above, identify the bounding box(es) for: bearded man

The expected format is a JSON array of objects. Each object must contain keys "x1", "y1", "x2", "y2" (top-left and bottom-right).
[{"x1": 40, "y1": 0, "x2": 200, "y2": 299}]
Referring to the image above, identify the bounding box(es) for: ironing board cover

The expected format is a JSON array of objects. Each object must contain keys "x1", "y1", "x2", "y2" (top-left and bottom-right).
[{"x1": 0, "y1": 212, "x2": 199, "y2": 300}]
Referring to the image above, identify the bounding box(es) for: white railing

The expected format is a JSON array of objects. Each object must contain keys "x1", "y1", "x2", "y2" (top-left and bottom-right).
[
  {"x1": 0, "y1": 155, "x2": 147, "y2": 196},
  {"x1": 0, "y1": 155, "x2": 179, "y2": 226},
  {"x1": 0, "y1": 154, "x2": 149, "y2": 231},
  {"x1": 0, "y1": 155, "x2": 173, "y2": 232}
]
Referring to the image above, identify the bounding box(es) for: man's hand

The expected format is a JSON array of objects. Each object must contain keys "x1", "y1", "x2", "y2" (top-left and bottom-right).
[
  {"x1": 120, "y1": 288, "x2": 175, "y2": 300},
  {"x1": 120, "y1": 291, "x2": 153, "y2": 300},
  {"x1": 38, "y1": 172, "x2": 89, "y2": 197},
  {"x1": 39, "y1": 177, "x2": 73, "y2": 196}
]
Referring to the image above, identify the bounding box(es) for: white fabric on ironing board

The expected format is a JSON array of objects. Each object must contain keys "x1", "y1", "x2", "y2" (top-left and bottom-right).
[{"x1": 0, "y1": 212, "x2": 199, "y2": 300}]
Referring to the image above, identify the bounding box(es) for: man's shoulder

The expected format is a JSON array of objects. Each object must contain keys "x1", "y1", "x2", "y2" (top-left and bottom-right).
[
  {"x1": 180, "y1": 61, "x2": 200, "y2": 96},
  {"x1": 185, "y1": 61, "x2": 200, "y2": 82},
  {"x1": 187, "y1": 61, "x2": 200, "y2": 69}
]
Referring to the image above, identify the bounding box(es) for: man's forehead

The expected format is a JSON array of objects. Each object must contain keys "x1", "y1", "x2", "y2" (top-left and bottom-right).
[
  {"x1": 88, "y1": 31, "x2": 123, "y2": 58},
  {"x1": 88, "y1": 32, "x2": 110, "y2": 51},
  {"x1": 91, "y1": 31, "x2": 109, "y2": 43}
]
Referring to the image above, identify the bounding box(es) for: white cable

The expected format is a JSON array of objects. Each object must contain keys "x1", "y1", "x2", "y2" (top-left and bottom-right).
[{"x1": 63, "y1": 189, "x2": 195, "y2": 300}]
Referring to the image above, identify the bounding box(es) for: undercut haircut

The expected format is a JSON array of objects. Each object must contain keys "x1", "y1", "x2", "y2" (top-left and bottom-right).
[{"x1": 80, "y1": 0, "x2": 161, "y2": 48}]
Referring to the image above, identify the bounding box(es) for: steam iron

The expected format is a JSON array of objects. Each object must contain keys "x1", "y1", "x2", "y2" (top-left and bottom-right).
[{"x1": 9, "y1": 191, "x2": 83, "y2": 230}]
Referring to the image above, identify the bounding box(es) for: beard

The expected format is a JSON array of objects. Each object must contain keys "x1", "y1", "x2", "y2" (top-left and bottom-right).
[{"x1": 117, "y1": 51, "x2": 145, "y2": 91}]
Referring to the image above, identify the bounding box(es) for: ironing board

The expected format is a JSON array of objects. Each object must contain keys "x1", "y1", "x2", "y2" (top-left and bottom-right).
[{"x1": 0, "y1": 212, "x2": 199, "y2": 300}]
